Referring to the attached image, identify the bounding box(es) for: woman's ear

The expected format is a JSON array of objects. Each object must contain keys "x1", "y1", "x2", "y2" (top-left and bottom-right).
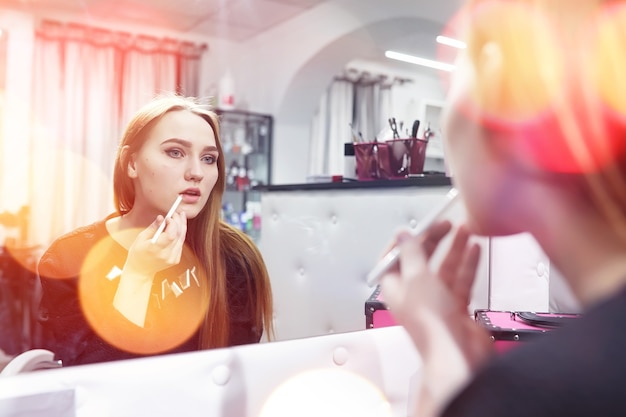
[{"x1": 120, "y1": 145, "x2": 138, "y2": 179}]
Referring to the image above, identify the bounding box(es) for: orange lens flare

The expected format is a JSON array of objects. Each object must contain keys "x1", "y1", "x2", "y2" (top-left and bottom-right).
[
  {"x1": 443, "y1": 0, "x2": 626, "y2": 173},
  {"x1": 589, "y1": 4, "x2": 626, "y2": 119},
  {"x1": 464, "y1": 1, "x2": 564, "y2": 124},
  {"x1": 78, "y1": 234, "x2": 208, "y2": 355}
]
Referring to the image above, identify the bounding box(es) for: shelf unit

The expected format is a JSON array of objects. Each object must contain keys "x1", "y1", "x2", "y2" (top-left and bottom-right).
[{"x1": 216, "y1": 109, "x2": 273, "y2": 241}]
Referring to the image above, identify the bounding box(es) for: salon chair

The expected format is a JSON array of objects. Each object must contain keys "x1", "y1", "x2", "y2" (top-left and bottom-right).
[{"x1": 0, "y1": 348, "x2": 61, "y2": 377}]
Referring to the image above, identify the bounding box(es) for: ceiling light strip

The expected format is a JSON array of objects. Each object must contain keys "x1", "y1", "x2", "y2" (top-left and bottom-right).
[
  {"x1": 436, "y1": 35, "x2": 467, "y2": 49},
  {"x1": 384, "y1": 51, "x2": 456, "y2": 72}
]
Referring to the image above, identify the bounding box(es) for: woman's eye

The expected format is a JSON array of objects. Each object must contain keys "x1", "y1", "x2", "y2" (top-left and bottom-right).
[
  {"x1": 202, "y1": 154, "x2": 217, "y2": 164},
  {"x1": 167, "y1": 149, "x2": 183, "y2": 158}
]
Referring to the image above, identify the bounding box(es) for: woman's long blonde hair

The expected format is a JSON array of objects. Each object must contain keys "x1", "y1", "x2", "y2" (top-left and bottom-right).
[{"x1": 112, "y1": 94, "x2": 273, "y2": 348}]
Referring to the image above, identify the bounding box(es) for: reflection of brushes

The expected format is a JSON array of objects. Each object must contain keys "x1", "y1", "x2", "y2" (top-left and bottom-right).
[
  {"x1": 411, "y1": 120, "x2": 420, "y2": 138},
  {"x1": 349, "y1": 123, "x2": 360, "y2": 142},
  {"x1": 151, "y1": 194, "x2": 183, "y2": 244},
  {"x1": 388, "y1": 118, "x2": 400, "y2": 138},
  {"x1": 366, "y1": 188, "x2": 459, "y2": 286},
  {"x1": 424, "y1": 122, "x2": 433, "y2": 142}
]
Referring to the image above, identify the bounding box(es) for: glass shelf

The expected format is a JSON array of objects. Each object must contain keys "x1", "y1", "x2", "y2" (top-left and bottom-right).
[{"x1": 217, "y1": 109, "x2": 272, "y2": 242}]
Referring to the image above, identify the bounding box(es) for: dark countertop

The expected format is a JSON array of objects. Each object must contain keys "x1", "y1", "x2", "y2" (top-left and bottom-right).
[{"x1": 254, "y1": 174, "x2": 452, "y2": 192}]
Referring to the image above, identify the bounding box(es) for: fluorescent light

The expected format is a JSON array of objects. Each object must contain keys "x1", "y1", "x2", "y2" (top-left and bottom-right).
[
  {"x1": 436, "y1": 35, "x2": 467, "y2": 49},
  {"x1": 385, "y1": 50, "x2": 456, "y2": 72}
]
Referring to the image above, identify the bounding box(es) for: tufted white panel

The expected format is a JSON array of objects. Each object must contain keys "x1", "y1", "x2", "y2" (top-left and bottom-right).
[
  {"x1": 549, "y1": 265, "x2": 581, "y2": 313},
  {"x1": 489, "y1": 233, "x2": 581, "y2": 313},
  {"x1": 489, "y1": 233, "x2": 551, "y2": 312},
  {"x1": 258, "y1": 185, "x2": 491, "y2": 342},
  {"x1": 0, "y1": 326, "x2": 421, "y2": 417}
]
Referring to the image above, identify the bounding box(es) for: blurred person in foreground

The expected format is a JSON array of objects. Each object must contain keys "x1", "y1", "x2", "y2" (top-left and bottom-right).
[{"x1": 379, "y1": 1, "x2": 626, "y2": 416}]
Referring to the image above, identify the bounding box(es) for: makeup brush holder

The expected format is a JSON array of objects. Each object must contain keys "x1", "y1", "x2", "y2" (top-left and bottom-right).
[
  {"x1": 354, "y1": 142, "x2": 392, "y2": 180},
  {"x1": 385, "y1": 138, "x2": 429, "y2": 178}
]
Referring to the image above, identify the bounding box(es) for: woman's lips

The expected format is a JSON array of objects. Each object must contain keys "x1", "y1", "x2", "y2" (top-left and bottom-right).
[{"x1": 180, "y1": 193, "x2": 201, "y2": 204}]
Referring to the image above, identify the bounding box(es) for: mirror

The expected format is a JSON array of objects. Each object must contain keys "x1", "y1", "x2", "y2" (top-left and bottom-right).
[{"x1": 0, "y1": 0, "x2": 463, "y2": 369}]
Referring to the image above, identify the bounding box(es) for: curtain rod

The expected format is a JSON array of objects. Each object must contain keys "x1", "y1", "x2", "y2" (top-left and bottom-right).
[
  {"x1": 333, "y1": 69, "x2": 413, "y2": 86},
  {"x1": 36, "y1": 19, "x2": 208, "y2": 54}
]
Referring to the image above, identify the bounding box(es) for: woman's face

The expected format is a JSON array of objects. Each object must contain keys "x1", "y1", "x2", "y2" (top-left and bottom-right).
[
  {"x1": 441, "y1": 51, "x2": 520, "y2": 236},
  {"x1": 127, "y1": 109, "x2": 219, "y2": 221}
]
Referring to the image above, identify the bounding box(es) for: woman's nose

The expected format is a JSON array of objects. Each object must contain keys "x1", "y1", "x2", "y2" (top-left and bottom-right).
[{"x1": 185, "y1": 161, "x2": 204, "y2": 182}]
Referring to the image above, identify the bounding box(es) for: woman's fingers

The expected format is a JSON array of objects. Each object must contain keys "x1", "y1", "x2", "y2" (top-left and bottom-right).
[
  {"x1": 455, "y1": 242, "x2": 481, "y2": 306},
  {"x1": 437, "y1": 226, "x2": 481, "y2": 305},
  {"x1": 421, "y1": 220, "x2": 453, "y2": 259},
  {"x1": 143, "y1": 211, "x2": 187, "y2": 265},
  {"x1": 379, "y1": 231, "x2": 426, "y2": 309},
  {"x1": 438, "y1": 226, "x2": 471, "y2": 288},
  {"x1": 397, "y1": 232, "x2": 429, "y2": 283}
]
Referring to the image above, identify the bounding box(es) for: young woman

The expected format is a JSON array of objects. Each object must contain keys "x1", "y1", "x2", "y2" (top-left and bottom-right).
[
  {"x1": 37, "y1": 95, "x2": 273, "y2": 366},
  {"x1": 378, "y1": 0, "x2": 626, "y2": 416}
]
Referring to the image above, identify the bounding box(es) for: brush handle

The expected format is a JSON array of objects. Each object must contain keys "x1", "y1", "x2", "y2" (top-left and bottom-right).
[
  {"x1": 411, "y1": 120, "x2": 420, "y2": 138},
  {"x1": 151, "y1": 195, "x2": 183, "y2": 244},
  {"x1": 366, "y1": 188, "x2": 459, "y2": 286}
]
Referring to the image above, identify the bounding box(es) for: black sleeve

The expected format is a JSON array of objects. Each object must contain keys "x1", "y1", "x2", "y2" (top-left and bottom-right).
[
  {"x1": 37, "y1": 236, "x2": 161, "y2": 366},
  {"x1": 442, "y1": 299, "x2": 626, "y2": 417},
  {"x1": 37, "y1": 242, "x2": 116, "y2": 365}
]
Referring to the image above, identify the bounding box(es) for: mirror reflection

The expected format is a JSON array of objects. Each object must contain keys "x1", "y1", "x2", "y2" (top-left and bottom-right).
[{"x1": 0, "y1": 0, "x2": 461, "y2": 370}]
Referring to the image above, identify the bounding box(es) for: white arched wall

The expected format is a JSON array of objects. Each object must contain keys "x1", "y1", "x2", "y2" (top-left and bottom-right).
[{"x1": 231, "y1": 0, "x2": 462, "y2": 184}]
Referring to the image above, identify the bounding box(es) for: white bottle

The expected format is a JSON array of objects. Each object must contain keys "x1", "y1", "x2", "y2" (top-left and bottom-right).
[{"x1": 219, "y1": 70, "x2": 235, "y2": 110}]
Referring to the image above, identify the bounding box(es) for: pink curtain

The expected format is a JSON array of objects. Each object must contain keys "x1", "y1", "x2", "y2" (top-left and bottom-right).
[{"x1": 27, "y1": 20, "x2": 207, "y2": 247}]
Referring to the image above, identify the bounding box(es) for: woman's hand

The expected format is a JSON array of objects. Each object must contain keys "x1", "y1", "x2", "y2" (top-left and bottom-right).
[
  {"x1": 379, "y1": 220, "x2": 492, "y2": 417},
  {"x1": 124, "y1": 210, "x2": 188, "y2": 278},
  {"x1": 113, "y1": 210, "x2": 187, "y2": 327}
]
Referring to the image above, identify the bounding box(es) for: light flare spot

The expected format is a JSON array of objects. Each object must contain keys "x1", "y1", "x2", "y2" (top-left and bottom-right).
[
  {"x1": 78, "y1": 235, "x2": 208, "y2": 355},
  {"x1": 259, "y1": 369, "x2": 392, "y2": 417}
]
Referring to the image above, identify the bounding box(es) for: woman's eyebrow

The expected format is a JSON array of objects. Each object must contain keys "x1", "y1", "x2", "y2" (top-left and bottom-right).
[{"x1": 163, "y1": 138, "x2": 218, "y2": 152}]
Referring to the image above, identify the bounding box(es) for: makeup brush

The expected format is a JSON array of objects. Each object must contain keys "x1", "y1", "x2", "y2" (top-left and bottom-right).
[{"x1": 151, "y1": 194, "x2": 183, "y2": 244}]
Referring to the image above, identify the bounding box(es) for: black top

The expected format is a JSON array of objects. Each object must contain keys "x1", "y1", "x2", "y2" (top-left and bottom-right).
[
  {"x1": 442, "y1": 284, "x2": 626, "y2": 417},
  {"x1": 36, "y1": 216, "x2": 260, "y2": 366}
]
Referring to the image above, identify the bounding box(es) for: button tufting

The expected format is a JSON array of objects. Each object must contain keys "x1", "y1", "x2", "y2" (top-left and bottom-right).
[
  {"x1": 211, "y1": 364, "x2": 231, "y2": 386},
  {"x1": 333, "y1": 347, "x2": 349, "y2": 366},
  {"x1": 537, "y1": 262, "x2": 547, "y2": 277}
]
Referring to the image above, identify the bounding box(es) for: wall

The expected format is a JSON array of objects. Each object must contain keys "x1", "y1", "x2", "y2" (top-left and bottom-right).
[{"x1": 229, "y1": 0, "x2": 460, "y2": 184}]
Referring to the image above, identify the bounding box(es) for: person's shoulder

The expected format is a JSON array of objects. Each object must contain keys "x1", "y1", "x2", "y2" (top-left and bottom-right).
[
  {"x1": 47, "y1": 218, "x2": 109, "y2": 250},
  {"x1": 39, "y1": 217, "x2": 111, "y2": 274}
]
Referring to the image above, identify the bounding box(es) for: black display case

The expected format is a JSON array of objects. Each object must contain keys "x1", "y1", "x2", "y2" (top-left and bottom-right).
[{"x1": 216, "y1": 109, "x2": 272, "y2": 241}]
